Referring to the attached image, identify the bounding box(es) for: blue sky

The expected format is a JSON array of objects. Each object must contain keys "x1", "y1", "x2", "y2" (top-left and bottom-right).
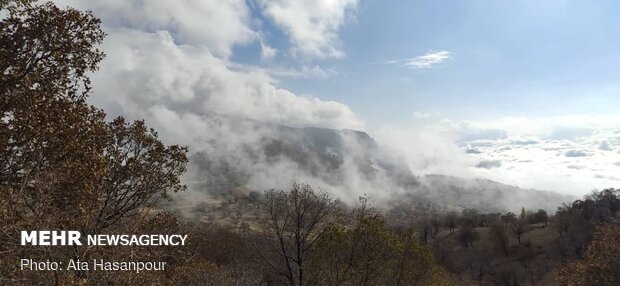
[{"x1": 232, "y1": 0, "x2": 620, "y2": 126}]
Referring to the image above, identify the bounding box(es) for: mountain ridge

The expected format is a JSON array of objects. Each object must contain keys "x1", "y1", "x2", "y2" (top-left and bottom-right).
[{"x1": 184, "y1": 119, "x2": 575, "y2": 213}]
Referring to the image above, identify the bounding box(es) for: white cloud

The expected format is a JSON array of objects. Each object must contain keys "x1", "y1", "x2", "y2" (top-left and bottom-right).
[
  {"x1": 50, "y1": 0, "x2": 364, "y2": 138},
  {"x1": 257, "y1": 0, "x2": 357, "y2": 59},
  {"x1": 599, "y1": 140, "x2": 614, "y2": 151},
  {"x1": 412, "y1": 112, "x2": 435, "y2": 119},
  {"x1": 260, "y1": 42, "x2": 277, "y2": 61},
  {"x1": 375, "y1": 124, "x2": 476, "y2": 179},
  {"x1": 89, "y1": 29, "x2": 363, "y2": 137},
  {"x1": 54, "y1": 0, "x2": 257, "y2": 58},
  {"x1": 377, "y1": 114, "x2": 620, "y2": 196},
  {"x1": 50, "y1": 0, "x2": 358, "y2": 130},
  {"x1": 404, "y1": 51, "x2": 453, "y2": 69},
  {"x1": 459, "y1": 121, "x2": 620, "y2": 194},
  {"x1": 266, "y1": 65, "x2": 338, "y2": 79}
]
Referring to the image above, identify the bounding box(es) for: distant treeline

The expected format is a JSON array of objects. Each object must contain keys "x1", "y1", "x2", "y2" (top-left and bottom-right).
[{"x1": 180, "y1": 185, "x2": 620, "y2": 285}]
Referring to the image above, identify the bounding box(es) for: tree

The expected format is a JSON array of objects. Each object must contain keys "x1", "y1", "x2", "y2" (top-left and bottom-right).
[
  {"x1": 589, "y1": 189, "x2": 620, "y2": 223},
  {"x1": 430, "y1": 216, "x2": 442, "y2": 239},
  {"x1": 466, "y1": 246, "x2": 493, "y2": 284},
  {"x1": 555, "y1": 206, "x2": 572, "y2": 239},
  {"x1": 501, "y1": 212, "x2": 516, "y2": 228},
  {"x1": 91, "y1": 117, "x2": 188, "y2": 232},
  {"x1": 510, "y1": 207, "x2": 528, "y2": 245},
  {"x1": 461, "y1": 208, "x2": 480, "y2": 227},
  {"x1": 534, "y1": 209, "x2": 549, "y2": 226},
  {"x1": 489, "y1": 222, "x2": 510, "y2": 256},
  {"x1": 559, "y1": 225, "x2": 620, "y2": 286},
  {"x1": 455, "y1": 225, "x2": 478, "y2": 249},
  {"x1": 445, "y1": 211, "x2": 458, "y2": 235},
  {"x1": 254, "y1": 183, "x2": 339, "y2": 286},
  {"x1": 572, "y1": 199, "x2": 595, "y2": 230},
  {"x1": 0, "y1": 1, "x2": 188, "y2": 283},
  {"x1": 309, "y1": 197, "x2": 449, "y2": 286},
  {"x1": 417, "y1": 216, "x2": 433, "y2": 245},
  {"x1": 309, "y1": 197, "x2": 389, "y2": 285},
  {"x1": 1, "y1": 0, "x2": 108, "y2": 228}
]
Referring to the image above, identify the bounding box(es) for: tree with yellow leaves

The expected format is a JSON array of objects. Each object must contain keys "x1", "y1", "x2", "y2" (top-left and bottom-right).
[{"x1": 558, "y1": 225, "x2": 620, "y2": 286}]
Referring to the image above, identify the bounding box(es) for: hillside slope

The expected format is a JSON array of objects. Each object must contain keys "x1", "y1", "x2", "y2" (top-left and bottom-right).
[{"x1": 181, "y1": 119, "x2": 574, "y2": 213}]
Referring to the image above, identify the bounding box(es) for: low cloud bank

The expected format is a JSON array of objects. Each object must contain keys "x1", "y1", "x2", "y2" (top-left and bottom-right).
[{"x1": 379, "y1": 115, "x2": 620, "y2": 196}]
